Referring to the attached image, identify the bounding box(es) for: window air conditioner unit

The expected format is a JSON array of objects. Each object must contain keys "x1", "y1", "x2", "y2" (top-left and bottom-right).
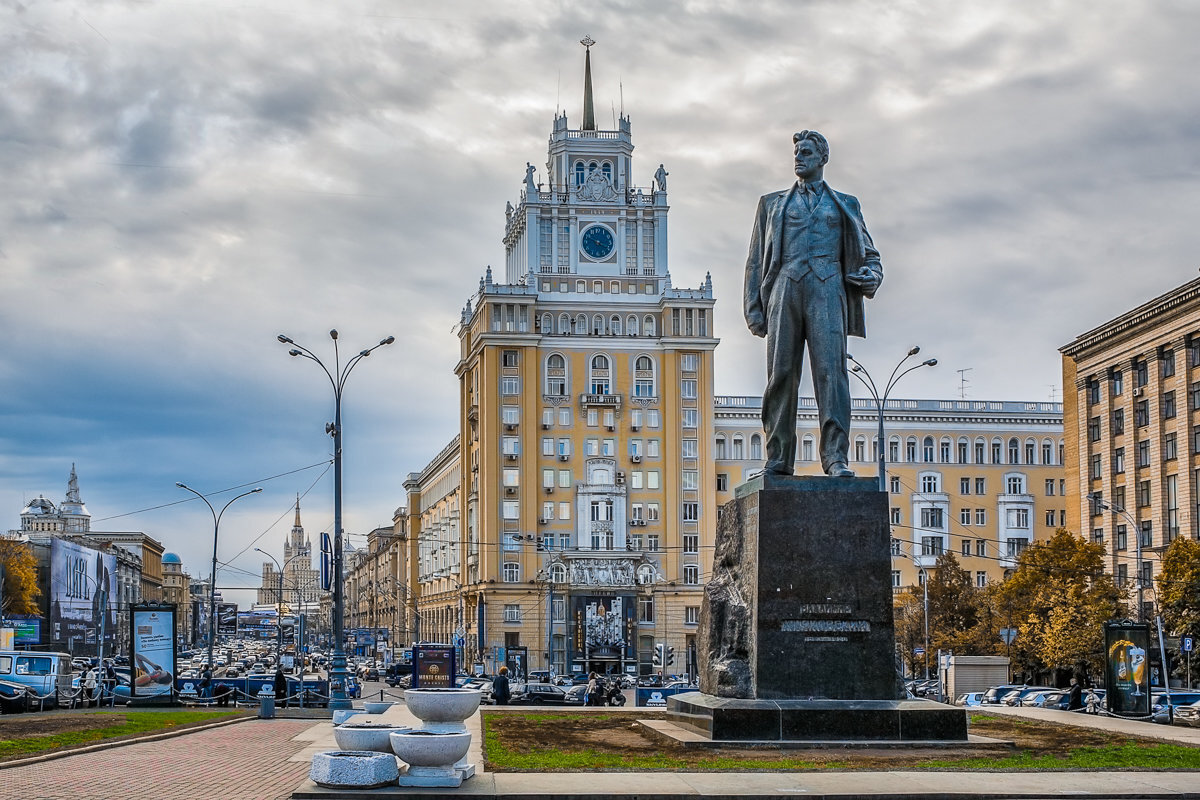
[
  {"x1": 558, "y1": 454, "x2": 569, "y2": 461},
  {"x1": 606, "y1": 425, "x2": 615, "y2": 431},
  {"x1": 1133, "y1": 387, "x2": 1144, "y2": 397},
  {"x1": 506, "y1": 453, "x2": 518, "y2": 461},
  {"x1": 544, "y1": 485, "x2": 554, "y2": 494},
  {"x1": 630, "y1": 454, "x2": 642, "y2": 463},
  {"x1": 505, "y1": 486, "x2": 517, "y2": 495},
  {"x1": 631, "y1": 425, "x2": 640, "y2": 432},
  {"x1": 505, "y1": 423, "x2": 518, "y2": 431},
  {"x1": 539, "y1": 518, "x2": 551, "y2": 525},
  {"x1": 542, "y1": 423, "x2": 551, "y2": 430},
  {"x1": 616, "y1": 471, "x2": 626, "y2": 483}
]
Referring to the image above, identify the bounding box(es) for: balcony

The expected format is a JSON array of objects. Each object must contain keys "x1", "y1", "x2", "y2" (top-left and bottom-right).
[{"x1": 580, "y1": 393, "x2": 622, "y2": 409}]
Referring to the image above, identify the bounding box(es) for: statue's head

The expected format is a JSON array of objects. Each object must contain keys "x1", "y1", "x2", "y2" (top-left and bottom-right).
[{"x1": 792, "y1": 130, "x2": 829, "y2": 164}]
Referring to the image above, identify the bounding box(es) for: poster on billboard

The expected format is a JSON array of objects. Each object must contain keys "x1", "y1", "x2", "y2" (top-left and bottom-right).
[
  {"x1": 572, "y1": 595, "x2": 635, "y2": 662},
  {"x1": 217, "y1": 603, "x2": 239, "y2": 637},
  {"x1": 413, "y1": 645, "x2": 456, "y2": 688},
  {"x1": 131, "y1": 605, "x2": 176, "y2": 699},
  {"x1": 49, "y1": 538, "x2": 117, "y2": 655},
  {"x1": 1105, "y1": 620, "x2": 1151, "y2": 717}
]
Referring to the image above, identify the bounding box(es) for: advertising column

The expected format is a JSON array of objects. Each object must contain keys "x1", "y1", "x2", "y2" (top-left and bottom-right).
[
  {"x1": 1104, "y1": 620, "x2": 1151, "y2": 718},
  {"x1": 131, "y1": 605, "x2": 177, "y2": 700}
]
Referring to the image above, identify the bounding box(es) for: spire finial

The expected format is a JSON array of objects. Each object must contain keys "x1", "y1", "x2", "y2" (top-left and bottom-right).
[
  {"x1": 580, "y1": 36, "x2": 596, "y2": 131},
  {"x1": 66, "y1": 463, "x2": 82, "y2": 504},
  {"x1": 294, "y1": 494, "x2": 302, "y2": 528}
]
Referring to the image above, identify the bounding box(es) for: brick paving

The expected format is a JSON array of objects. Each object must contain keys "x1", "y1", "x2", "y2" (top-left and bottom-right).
[{"x1": 0, "y1": 719, "x2": 315, "y2": 800}]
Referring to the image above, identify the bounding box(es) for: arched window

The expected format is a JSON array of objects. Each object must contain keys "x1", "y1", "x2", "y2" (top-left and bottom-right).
[
  {"x1": 589, "y1": 354, "x2": 611, "y2": 394},
  {"x1": 643, "y1": 315, "x2": 656, "y2": 336},
  {"x1": 714, "y1": 436, "x2": 727, "y2": 460},
  {"x1": 502, "y1": 562, "x2": 520, "y2": 582},
  {"x1": 991, "y1": 438, "x2": 1002, "y2": 464},
  {"x1": 855, "y1": 436, "x2": 867, "y2": 462},
  {"x1": 540, "y1": 313, "x2": 552, "y2": 333},
  {"x1": 957, "y1": 437, "x2": 969, "y2": 464},
  {"x1": 1025, "y1": 438, "x2": 1036, "y2": 465},
  {"x1": 637, "y1": 565, "x2": 656, "y2": 585},
  {"x1": 975, "y1": 437, "x2": 986, "y2": 464},
  {"x1": 802, "y1": 435, "x2": 815, "y2": 462},
  {"x1": 610, "y1": 315, "x2": 622, "y2": 335},
  {"x1": 588, "y1": 161, "x2": 598, "y2": 175},
  {"x1": 1042, "y1": 439, "x2": 1054, "y2": 466},
  {"x1": 940, "y1": 437, "x2": 951, "y2": 463},
  {"x1": 732, "y1": 435, "x2": 745, "y2": 460},
  {"x1": 634, "y1": 354, "x2": 655, "y2": 397},
  {"x1": 559, "y1": 313, "x2": 570, "y2": 333},
  {"x1": 627, "y1": 315, "x2": 639, "y2": 335},
  {"x1": 545, "y1": 353, "x2": 567, "y2": 396},
  {"x1": 923, "y1": 436, "x2": 935, "y2": 462},
  {"x1": 574, "y1": 161, "x2": 585, "y2": 186},
  {"x1": 750, "y1": 434, "x2": 763, "y2": 460},
  {"x1": 1008, "y1": 437, "x2": 1020, "y2": 464},
  {"x1": 550, "y1": 563, "x2": 568, "y2": 583},
  {"x1": 889, "y1": 436, "x2": 900, "y2": 463},
  {"x1": 602, "y1": 162, "x2": 612, "y2": 183},
  {"x1": 591, "y1": 314, "x2": 604, "y2": 335},
  {"x1": 575, "y1": 314, "x2": 587, "y2": 335}
]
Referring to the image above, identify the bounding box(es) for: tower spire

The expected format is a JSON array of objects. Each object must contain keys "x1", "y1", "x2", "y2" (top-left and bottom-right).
[
  {"x1": 580, "y1": 35, "x2": 596, "y2": 131},
  {"x1": 294, "y1": 494, "x2": 302, "y2": 528},
  {"x1": 66, "y1": 463, "x2": 82, "y2": 504}
]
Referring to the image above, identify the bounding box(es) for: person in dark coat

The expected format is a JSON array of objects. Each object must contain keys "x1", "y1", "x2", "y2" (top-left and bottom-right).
[
  {"x1": 274, "y1": 668, "x2": 289, "y2": 709},
  {"x1": 198, "y1": 668, "x2": 212, "y2": 701},
  {"x1": 1067, "y1": 677, "x2": 1084, "y2": 711},
  {"x1": 491, "y1": 666, "x2": 511, "y2": 705}
]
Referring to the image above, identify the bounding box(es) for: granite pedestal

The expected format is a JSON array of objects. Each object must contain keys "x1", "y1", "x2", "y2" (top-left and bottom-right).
[{"x1": 677, "y1": 474, "x2": 967, "y2": 742}]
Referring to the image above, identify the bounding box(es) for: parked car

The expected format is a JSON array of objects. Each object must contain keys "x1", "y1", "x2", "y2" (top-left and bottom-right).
[
  {"x1": 508, "y1": 683, "x2": 572, "y2": 705},
  {"x1": 563, "y1": 684, "x2": 588, "y2": 705},
  {"x1": 0, "y1": 650, "x2": 74, "y2": 708},
  {"x1": 1151, "y1": 691, "x2": 1200, "y2": 723},
  {"x1": 1025, "y1": 690, "x2": 1068, "y2": 709},
  {"x1": 0, "y1": 678, "x2": 36, "y2": 713},
  {"x1": 980, "y1": 684, "x2": 1026, "y2": 705},
  {"x1": 1004, "y1": 686, "x2": 1057, "y2": 706},
  {"x1": 1172, "y1": 699, "x2": 1200, "y2": 727},
  {"x1": 955, "y1": 692, "x2": 986, "y2": 706},
  {"x1": 527, "y1": 670, "x2": 552, "y2": 684}
]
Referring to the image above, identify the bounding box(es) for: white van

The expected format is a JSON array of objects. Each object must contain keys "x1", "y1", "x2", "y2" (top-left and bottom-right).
[{"x1": 0, "y1": 650, "x2": 74, "y2": 706}]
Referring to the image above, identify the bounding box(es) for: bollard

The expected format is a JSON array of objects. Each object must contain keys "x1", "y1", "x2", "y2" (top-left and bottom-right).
[{"x1": 258, "y1": 689, "x2": 276, "y2": 719}]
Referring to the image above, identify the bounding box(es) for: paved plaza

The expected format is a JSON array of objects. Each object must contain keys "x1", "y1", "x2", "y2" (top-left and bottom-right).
[{"x1": 4, "y1": 704, "x2": 1200, "y2": 798}]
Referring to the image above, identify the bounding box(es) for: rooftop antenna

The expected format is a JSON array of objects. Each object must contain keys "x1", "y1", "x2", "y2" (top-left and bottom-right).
[
  {"x1": 1048, "y1": 385, "x2": 1059, "y2": 402},
  {"x1": 555, "y1": 69, "x2": 561, "y2": 115},
  {"x1": 956, "y1": 368, "x2": 973, "y2": 399},
  {"x1": 619, "y1": 78, "x2": 624, "y2": 117},
  {"x1": 612, "y1": 101, "x2": 617, "y2": 129}
]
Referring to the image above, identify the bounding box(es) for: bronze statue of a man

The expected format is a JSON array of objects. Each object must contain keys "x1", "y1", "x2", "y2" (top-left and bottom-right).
[{"x1": 744, "y1": 131, "x2": 883, "y2": 477}]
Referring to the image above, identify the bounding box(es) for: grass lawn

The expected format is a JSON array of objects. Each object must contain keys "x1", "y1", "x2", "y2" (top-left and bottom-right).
[
  {"x1": 0, "y1": 710, "x2": 246, "y2": 761},
  {"x1": 483, "y1": 710, "x2": 1200, "y2": 772}
]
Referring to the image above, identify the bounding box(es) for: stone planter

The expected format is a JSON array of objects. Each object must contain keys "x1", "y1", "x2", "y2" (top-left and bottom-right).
[
  {"x1": 390, "y1": 730, "x2": 472, "y2": 788},
  {"x1": 363, "y1": 700, "x2": 395, "y2": 714},
  {"x1": 332, "y1": 721, "x2": 411, "y2": 752},
  {"x1": 331, "y1": 709, "x2": 364, "y2": 726},
  {"x1": 403, "y1": 688, "x2": 481, "y2": 728},
  {"x1": 309, "y1": 750, "x2": 398, "y2": 789}
]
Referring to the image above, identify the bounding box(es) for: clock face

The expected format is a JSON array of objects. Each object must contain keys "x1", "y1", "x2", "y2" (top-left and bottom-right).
[{"x1": 580, "y1": 225, "x2": 615, "y2": 260}]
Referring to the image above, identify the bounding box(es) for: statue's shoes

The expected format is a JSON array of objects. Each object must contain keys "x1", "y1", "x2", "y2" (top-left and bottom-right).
[{"x1": 827, "y1": 462, "x2": 855, "y2": 478}]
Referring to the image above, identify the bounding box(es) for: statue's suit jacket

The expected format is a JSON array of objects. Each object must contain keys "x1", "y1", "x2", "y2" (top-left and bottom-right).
[{"x1": 743, "y1": 182, "x2": 882, "y2": 338}]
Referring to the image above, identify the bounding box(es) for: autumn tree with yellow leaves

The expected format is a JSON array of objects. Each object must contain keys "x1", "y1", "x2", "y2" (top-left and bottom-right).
[{"x1": 0, "y1": 538, "x2": 41, "y2": 616}]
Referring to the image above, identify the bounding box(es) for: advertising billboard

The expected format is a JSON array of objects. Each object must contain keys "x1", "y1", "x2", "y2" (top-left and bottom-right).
[
  {"x1": 238, "y1": 608, "x2": 295, "y2": 641},
  {"x1": 131, "y1": 605, "x2": 176, "y2": 698},
  {"x1": 1105, "y1": 620, "x2": 1151, "y2": 717},
  {"x1": 217, "y1": 603, "x2": 239, "y2": 637},
  {"x1": 572, "y1": 595, "x2": 636, "y2": 661},
  {"x1": 49, "y1": 538, "x2": 117, "y2": 655},
  {"x1": 413, "y1": 644, "x2": 456, "y2": 688}
]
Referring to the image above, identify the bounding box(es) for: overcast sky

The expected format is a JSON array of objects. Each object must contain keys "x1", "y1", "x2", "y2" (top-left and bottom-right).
[{"x1": 4, "y1": 1, "x2": 1199, "y2": 606}]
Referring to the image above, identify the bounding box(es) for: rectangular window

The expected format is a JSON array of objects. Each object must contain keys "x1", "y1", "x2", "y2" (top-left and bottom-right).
[
  {"x1": 542, "y1": 500, "x2": 554, "y2": 519},
  {"x1": 961, "y1": 538, "x2": 971, "y2": 556},
  {"x1": 680, "y1": 379, "x2": 698, "y2": 399},
  {"x1": 1164, "y1": 391, "x2": 1177, "y2": 419},
  {"x1": 503, "y1": 467, "x2": 520, "y2": 487},
  {"x1": 921, "y1": 474, "x2": 940, "y2": 493},
  {"x1": 587, "y1": 409, "x2": 599, "y2": 426},
  {"x1": 1114, "y1": 448, "x2": 1125, "y2": 474},
  {"x1": 1091, "y1": 454, "x2": 1102, "y2": 479},
  {"x1": 647, "y1": 439, "x2": 660, "y2": 458},
  {"x1": 559, "y1": 407, "x2": 571, "y2": 426},
  {"x1": 1088, "y1": 417, "x2": 1101, "y2": 442},
  {"x1": 921, "y1": 536, "x2": 944, "y2": 556},
  {"x1": 504, "y1": 604, "x2": 521, "y2": 622},
  {"x1": 1112, "y1": 369, "x2": 1123, "y2": 395},
  {"x1": 682, "y1": 408, "x2": 698, "y2": 428},
  {"x1": 683, "y1": 532, "x2": 699, "y2": 552},
  {"x1": 558, "y1": 502, "x2": 571, "y2": 520},
  {"x1": 975, "y1": 539, "x2": 986, "y2": 557},
  {"x1": 1137, "y1": 479, "x2": 1151, "y2": 507},
  {"x1": 1166, "y1": 432, "x2": 1178, "y2": 461},
  {"x1": 1045, "y1": 509, "x2": 1057, "y2": 527},
  {"x1": 976, "y1": 572, "x2": 987, "y2": 588},
  {"x1": 1092, "y1": 527, "x2": 1104, "y2": 544},
  {"x1": 638, "y1": 597, "x2": 655, "y2": 624},
  {"x1": 585, "y1": 438, "x2": 599, "y2": 456},
  {"x1": 975, "y1": 509, "x2": 986, "y2": 525},
  {"x1": 891, "y1": 538, "x2": 902, "y2": 555},
  {"x1": 683, "y1": 565, "x2": 699, "y2": 585},
  {"x1": 558, "y1": 470, "x2": 571, "y2": 488},
  {"x1": 975, "y1": 478, "x2": 986, "y2": 494},
  {"x1": 1135, "y1": 358, "x2": 1148, "y2": 388},
  {"x1": 890, "y1": 507, "x2": 901, "y2": 524},
  {"x1": 648, "y1": 471, "x2": 661, "y2": 489},
  {"x1": 1112, "y1": 408, "x2": 1125, "y2": 435},
  {"x1": 682, "y1": 502, "x2": 700, "y2": 523},
  {"x1": 680, "y1": 470, "x2": 696, "y2": 490},
  {"x1": 960, "y1": 477, "x2": 971, "y2": 495},
  {"x1": 960, "y1": 508, "x2": 972, "y2": 526},
  {"x1": 501, "y1": 376, "x2": 520, "y2": 395},
  {"x1": 684, "y1": 606, "x2": 700, "y2": 625},
  {"x1": 503, "y1": 349, "x2": 519, "y2": 367},
  {"x1": 542, "y1": 437, "x2": 554, "y2": 457},
  {"x1": 646, "y1": 503, "x2": 660, "y2": 522},
  {"x1": 557, "y1": 438, "x2": 571, "y2": 457},
  {"x1": 1135, "y1": 399, "x2": 1149, "y2": 428},
  {"x1": 502, "y1": 501, "x2": 520, "y2": 520},
  {"x1": 890, "y1": 476, "x2": 901, "y2": 494},
  {"x1": 892, "y1": 570, "x2": 901, "y2": 588},
  {"x1": 630, "y1": 471, "x2": 643, "y2": 489},
  {"x1": 1007, "y1": 475, "x2": 1025, "y2": 494},
  {"x1": 502, "y1": 436, "x2": 520, "y2": 456},
  {"x1": 920, "y1": 507, "x2": 945, "y2": 529},
  {"x1": 1116, "y1": 525, "x2": 1128, "y2": 551},
  {"x1": 1137, "y1": 439, "x2": 1150, "y2": 468},
  {"x1": 1087, "y1": 377, "x2": 1100, "y2": 405},
  {"x1": 716, "y1": 473, "x2": 728, "y2": 492},
  {"x1": 1045, "y1": 479, "x2": 1056, "y2": 496},
  {"x1": 648, "y1": 410, "x2": 660, "y2": 428},
  {"x1": 602, "y1": 438, "x2": 615, "y2": 456},
  {"x1": 1162, "y1": 347, "x2": 1176, "y2": 377},
  {"x1": 680, "y1": 353, "x2": 698, "y2": 372},
  {"x1": 1009, "y1": 508, "x2": 1030, "y2": 528}
]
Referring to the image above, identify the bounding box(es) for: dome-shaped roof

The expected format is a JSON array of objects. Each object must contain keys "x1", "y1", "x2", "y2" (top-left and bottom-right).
[
  {"x1": 22, "y1": 495, "x2": 57, "y2": 516},
  {"x1": 162, "y1": 552, "x2": 182, "y2": 564}
]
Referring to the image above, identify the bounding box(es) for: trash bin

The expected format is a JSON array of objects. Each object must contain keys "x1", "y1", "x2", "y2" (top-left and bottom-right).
[{"x1": 258, "y1": 689, "x2": 276, "y2": 719}]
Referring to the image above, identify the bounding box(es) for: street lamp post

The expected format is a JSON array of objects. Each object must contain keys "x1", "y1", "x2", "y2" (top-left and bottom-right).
[
  {"x1": 255, "y1": 549, "x2": 307, "y2": 669},
  {"x1": 278, "y1": 329, "x2": 394, "y2": 710},
  {"x1": 176, "y1": 484, "x2": 262, "y2": 682},
  {"x1": 847, "y1": 347, "x2": 938, "y2": 491},
  {"x1": 1090, "y1": 493, "x2": 1146, "y2": 620}
]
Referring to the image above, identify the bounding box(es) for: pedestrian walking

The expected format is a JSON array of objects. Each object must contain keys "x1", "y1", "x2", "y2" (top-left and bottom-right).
[
  {"x1": 1067, "y1": 677, "x2": 1083, "y2": 711},
  {"x1": 491, "y1": 666, "x2": 511, "y2": 705},
  {"x1": 199, "y1": 667, "x2": 212, "y2": 702},
  {"x1": 82, "y1": 667, "x2": 98, "y2": 708},
  {"x1": 274, "y1": 667, "x2": 289, "y2": 709},
  {"x1": 586, "y1": 672, "x2": 600, "y2": 707},
  {"x1": 1085, "y1": 688, "x2": 1100, "y2": 714}
]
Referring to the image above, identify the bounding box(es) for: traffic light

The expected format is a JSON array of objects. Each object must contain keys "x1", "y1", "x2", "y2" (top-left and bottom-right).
[
  {"x1": 653, "y1": 643, "x2": 665, "y2": 668},
  {"x1": 667, "y1": 645, "x2": 676, "y2": 667}
]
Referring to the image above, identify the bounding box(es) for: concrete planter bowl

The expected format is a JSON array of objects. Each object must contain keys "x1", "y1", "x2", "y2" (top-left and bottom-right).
[
  {"x1": 363, "y1": 700, "x2": 395, "y2": 714},
  {"x1": 309, "y1": 750, "x2": 398, "y2": 790},
  {"x1": 332, "y1": 721, "x2": 411, "y2": 752},
  {"x1": 389, "y1": 730, "x2": 472, "y2": 787},
  {"x1": 402, "y1": 688, "x2": 481, "y2": 725}
]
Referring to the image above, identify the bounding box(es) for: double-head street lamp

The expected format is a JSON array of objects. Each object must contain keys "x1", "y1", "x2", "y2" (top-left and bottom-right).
[
  {"x1": 255, "y1": 548, "x2": 308, "y2": 667},
  {"x1": 847, "y1": 347, "x2": 938, "y2": 491},
  {"x1": 278, "y1": 330, "x2": 394, "y2": 710},
  {"x1": 1089, "y1": 493, "x2": 1146, "y2": 620},
  {"x1": 176, "y1": 484, "x2": 262, "y2": 679}
]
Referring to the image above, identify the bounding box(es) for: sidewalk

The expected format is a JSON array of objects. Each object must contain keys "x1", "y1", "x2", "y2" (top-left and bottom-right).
[{"x1": 980, "y1": 702, "x2": 1200, "y2": 746}]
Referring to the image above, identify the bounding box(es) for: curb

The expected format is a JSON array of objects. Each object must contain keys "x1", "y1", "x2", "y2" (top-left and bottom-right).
[{"x1": 0, "y1": 713, "x2": 261, "y2": 769}]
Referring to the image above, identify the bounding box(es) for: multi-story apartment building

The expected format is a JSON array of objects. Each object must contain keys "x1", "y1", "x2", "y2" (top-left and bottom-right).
[
  {"x1": 714, "y1": 396, "x2": 1065, "y2": 591},
  {"x1": 1061, "y1": 275, "x2": 1200, "y2": 617},
  {"x1": 344, "y1": 517, "x2": 407, "y2": 655},
  {"x1": 161, "y1": 552, "x2": 192, "y2": 646}
]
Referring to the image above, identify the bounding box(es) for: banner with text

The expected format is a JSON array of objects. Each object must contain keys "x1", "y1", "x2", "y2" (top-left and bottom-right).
[{"x1": 131, "y1": 605, "x2": 176, "y2": 698}]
